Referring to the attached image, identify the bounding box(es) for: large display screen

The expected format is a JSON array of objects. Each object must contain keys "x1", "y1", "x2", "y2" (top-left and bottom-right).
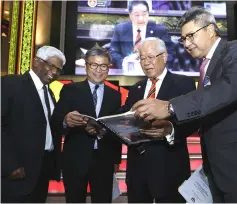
[{"x1": 72, "y1": 0, "x2": 227, "y2": 76}]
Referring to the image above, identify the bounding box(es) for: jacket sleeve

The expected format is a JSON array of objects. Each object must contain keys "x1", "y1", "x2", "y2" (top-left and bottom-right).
[
  {"x1": 171, "y1": 77, "x2": 200, "y2": 143},
  {"x1": 171, "y1": 43, "x2": 237, "y2": 123},
  {"x1": 1, "y1": 76, "x2": 21, "y2": 177},
  {"x1": 51, "y1": 84, "x2": 73, "y2": 137}
]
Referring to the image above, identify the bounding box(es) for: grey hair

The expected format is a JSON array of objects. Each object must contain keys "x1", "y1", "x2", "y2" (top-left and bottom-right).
[
  {"x1": 85, "y1": 45, "x2": 111, "y2": 62},
  {"x1": 139, "y1": 37, "x2": 167, "y2": 54},
  {"x1": 36, "y1": 46, "x2": 66, "y2": 66},
  {"x1": 179, "y1": 6, "x2": 217, "y2": 28}
]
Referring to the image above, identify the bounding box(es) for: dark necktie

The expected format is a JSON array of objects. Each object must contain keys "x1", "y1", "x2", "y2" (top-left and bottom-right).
[
  {"x1": 43, "y1": 85, "x2": 51, "y2": 121},
  {"x1": 92, "y1": 84, "x2": 99, "y2": 108},
  {"x1": 198, "y1": 58, "x2": 209, "y2": 88},
  {"x1": 133, "y1": 29, "x2": 141, "y2": 51},
  {"x1": 147, "y1": 79, "x2": 157, "y2": 98}
]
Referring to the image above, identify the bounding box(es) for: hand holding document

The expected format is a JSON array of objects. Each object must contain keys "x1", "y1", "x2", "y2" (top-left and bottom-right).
[
  {"x1": 132, "y1": 98, "x2": 170, "y2": 121},
  {"x1": 140, "y1": 120, "x2": 172, "y2": 138},
  {"x1": 71, "y1": 112, "x2": 104, "y2": 136},
  {"x1": 64, "y1": 111, "x2": 87, "y2": 127},
  {"x1": 71, "y1": 111, "x2": 164, "y2": 145},
  {"x1": 178, "y1": 164, "x2": 213, "y2": 203}
]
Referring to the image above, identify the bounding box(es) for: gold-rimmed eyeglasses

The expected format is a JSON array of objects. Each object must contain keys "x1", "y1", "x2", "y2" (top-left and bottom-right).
[
  {"x1": 179, "y1": 24, "x2": 211, "y2": 45},
  {"x1": 86, "y1": 62, "x2": 110, "y2": 71},
  {"x1": 139, "y1": 53, "x2": 163, "y2": 63}
]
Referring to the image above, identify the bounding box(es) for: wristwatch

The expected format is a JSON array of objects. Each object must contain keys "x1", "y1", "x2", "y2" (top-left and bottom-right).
[{"x1": 167, "y1": 102, "x2": 175, "y2": 116}]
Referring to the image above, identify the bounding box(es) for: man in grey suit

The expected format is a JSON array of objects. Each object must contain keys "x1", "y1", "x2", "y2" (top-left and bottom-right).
[{"x1": 132, "y1": 6, "x2": 237, "y2": 202}]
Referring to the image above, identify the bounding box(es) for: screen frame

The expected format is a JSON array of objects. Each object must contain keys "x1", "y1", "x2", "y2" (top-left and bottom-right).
[{"x1": 51, "y1": 1, "x2": 229, "y2": 77}]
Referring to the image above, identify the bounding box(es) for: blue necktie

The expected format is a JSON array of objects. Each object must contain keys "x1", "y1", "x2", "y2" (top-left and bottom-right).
[{"x1": 92, "y1": 84, "x2": 99, "y2": 108}]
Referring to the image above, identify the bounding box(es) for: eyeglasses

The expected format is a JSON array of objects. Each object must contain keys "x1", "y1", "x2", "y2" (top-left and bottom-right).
[
  {"x1": 36, "y1": 57, "x2": 62, "y2": 73},
  {"x1": 179, "y1": 24, "x2": 210, "y2": 45},
  {"x1": 86, "y1": 62, "x2": 109, "y2": 71},
  {"x1": 139, "y1": 53, "x2": 163, "y2": 63}
]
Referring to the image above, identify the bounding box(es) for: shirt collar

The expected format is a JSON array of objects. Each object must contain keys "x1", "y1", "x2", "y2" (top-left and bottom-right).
[
  {"x1": 148, "y1": 67, "x2": 167, "y2": 83},
  {"x1": 132, "y1": 25, "x2": 146, "y2": 34},
  {"x1": 29, "y1": 69, "x2": 46, "y2": 91},
  {"x1": 88, "y1": 80, "x2": 104, "y2": 90},
  {"x1": 206, "y1": 37, "x2": 221, "y2": 59}
]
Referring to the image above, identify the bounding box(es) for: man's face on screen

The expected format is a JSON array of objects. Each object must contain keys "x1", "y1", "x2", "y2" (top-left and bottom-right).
[
  {"x1": 86, "y1": 55, "x2": 109, "y2": 84},
  {"x1": 129, "y1": 4, "x2": 149, "y2": 28},
  {"x1": 139, "y1": 41, "x2": 167, "y2": 79}
]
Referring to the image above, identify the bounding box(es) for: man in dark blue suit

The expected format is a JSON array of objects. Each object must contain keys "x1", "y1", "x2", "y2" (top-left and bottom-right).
[
  {"x1": 1, "y1": 46, "x2": 66, "y2": 203},
  {"x1": 120, "y1": 37, "x2": 196, "y2": 203},
  {"x1": 110, "y1": 0, "x2": 173, "y2": 70},
  {"x1": 51, "y1": 45, "x2": 122, "y2": 203}
]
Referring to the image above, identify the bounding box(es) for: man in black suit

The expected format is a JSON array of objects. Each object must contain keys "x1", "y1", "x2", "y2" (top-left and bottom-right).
[
  {"x1": 110, "y1": 0, "x2": 174, "y2": 70},
  {"x1": 1, "y1": 46, "x2": 66, "y2": 203},
  {"x1": 133, "y1": 7, "x2": 237, "y2": 203},
  {"x1": 51, "y1": 45, "x2": 122, "y2": 203},
  {"x1": 120, "y1": 37, "x2": 196, "y2": 203}
]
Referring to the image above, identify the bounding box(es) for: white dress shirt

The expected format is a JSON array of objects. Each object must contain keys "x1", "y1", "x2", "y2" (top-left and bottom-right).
[
  {"x1": 132, "y1": 25, "x2": 146, "y2": 45},
  {"x1": 144, "y1": 68, "x2": 167, "y2": 99},
  {"x1": 29, "y1": 69, "x2": 54, "y2": 151}
]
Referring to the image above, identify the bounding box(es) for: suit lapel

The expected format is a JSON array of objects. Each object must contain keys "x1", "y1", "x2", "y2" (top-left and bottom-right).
[
  {"x1": 23, "y1": 71, "x2": 46, "y2": 120},
  {"x1": 157, "y1": 71, "x2": 173, "y2": 100},
  {"x1": 98, "y1": 85, "x2": 109, "y2": 117},
  {"x1": 48, "y1": 87, "x2": 56, "y2": 105},
  {"x1": 146, "y1": 22, "x2": 155, "y2": 37},
  {"x1": 136, "y1": 80, "x2": 147, "y2": 100},
  {"x1": 125, "y1": 22, "x2": 134, "y2": 51},
  {"x1": 206, "y1": 39, "x2": 227, "y2": 80},
  {"x1": 126, "y1": 22, "x2": 133, "y2": 43}
]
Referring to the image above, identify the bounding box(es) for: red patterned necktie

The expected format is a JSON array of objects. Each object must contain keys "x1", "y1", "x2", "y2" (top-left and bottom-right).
[
  {"x1": 198, "y1": 58, "x2": 209, "y2": 88},
  {"x1": 133, "y1": 29, "x2": 141, "y2": 51},
  {"x1": 147, "y1": 79, "x2": 157, "y2": 98}
]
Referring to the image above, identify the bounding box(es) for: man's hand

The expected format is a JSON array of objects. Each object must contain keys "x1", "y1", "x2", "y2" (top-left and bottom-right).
[
  {"x1": 86, "y1": 123, "x2": 107, "y2": 138},
  {"x1": 85, "y1": 124, "x2": 98, "y2": 136},
  {"x1": 64, "y1": 111, "x2": 87, "y2": 127},
  {"x1": 140, "y1": 120, "x2": 172, "y2": 138},
  {"x1": 132, "y1": 98, "x2": 170, "y2": 121},
  {"x1": 9, "y1": 167, "x2": 25, "y2": 180}
]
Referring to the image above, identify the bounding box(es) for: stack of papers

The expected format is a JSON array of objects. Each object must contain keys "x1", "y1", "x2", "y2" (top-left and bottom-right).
[{"x1": 178, "y1": 164, "x2": 213, "y2": 203}]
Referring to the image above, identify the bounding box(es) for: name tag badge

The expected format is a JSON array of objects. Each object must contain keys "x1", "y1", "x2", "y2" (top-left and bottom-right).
[{"x1": 203, "y1": 76, "x2": 211, "y2": 87}]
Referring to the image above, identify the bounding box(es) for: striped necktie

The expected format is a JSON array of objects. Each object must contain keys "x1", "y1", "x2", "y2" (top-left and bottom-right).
[
  {"x1": 133, "y1": 29, "x2": 141, "y2": 51},
  {"x1": 147, "y1": 79, "x2": 157, "y2": 98},
  {"x1": 43, "y1": 85, "x2": 51, "y2": 121},
  {"x1": 92, "y1": 84, "x2": 99, "y2": 108},
  {"x1": 198, "y1": 58, "x2": 209, "y2": 88}
]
